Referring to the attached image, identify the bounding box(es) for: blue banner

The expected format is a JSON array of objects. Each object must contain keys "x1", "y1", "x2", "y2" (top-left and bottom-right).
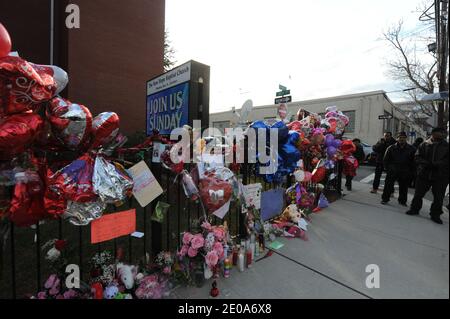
[{"x1": 146, "y1": 82, "x2": 189, "y2": 135}]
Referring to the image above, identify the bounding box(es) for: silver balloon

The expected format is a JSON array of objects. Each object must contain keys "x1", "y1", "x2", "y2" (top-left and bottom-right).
[{"x1": 62, "y1": 199, "x2": 106, "y2": 226}]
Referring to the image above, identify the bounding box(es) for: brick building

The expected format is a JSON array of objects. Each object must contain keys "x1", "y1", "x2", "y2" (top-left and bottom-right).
[{"x1": 0, "y1": 0, "x2": 165, "y2": 134}]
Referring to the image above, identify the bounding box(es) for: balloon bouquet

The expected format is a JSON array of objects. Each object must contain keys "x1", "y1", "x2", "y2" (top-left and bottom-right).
[
  {"x1": 0, "y1": 23, "x2": 135, "y2": 227},
  {"x1": 248, "y1": 102, "x2": 352, "y2": 212}
]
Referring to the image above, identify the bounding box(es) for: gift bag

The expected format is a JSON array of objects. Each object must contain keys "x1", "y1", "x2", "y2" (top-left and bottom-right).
[{"x1": 260, "y1": 188, "x2": 285, "y2": 221}]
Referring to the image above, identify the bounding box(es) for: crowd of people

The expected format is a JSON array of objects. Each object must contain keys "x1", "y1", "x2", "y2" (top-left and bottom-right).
[{"x1": 367, "y1": 127, "x2": 449, "y2": 224}]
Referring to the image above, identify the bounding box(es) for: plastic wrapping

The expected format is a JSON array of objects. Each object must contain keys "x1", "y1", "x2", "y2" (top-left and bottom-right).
[
  {"x1": 62, "y1": 199, "x2": 106, "y2": 226},
  {"x1": 93, "y1": 156, "x2": 133, "y2": 203}
]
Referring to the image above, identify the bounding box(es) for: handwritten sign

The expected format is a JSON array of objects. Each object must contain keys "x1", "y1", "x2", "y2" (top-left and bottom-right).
[
  {"x1": 91, "y1": 209, "x2": 136, "y2": 244},
  {"x1": 127, "y1": 161, "x2": 163, "y2": 207}
]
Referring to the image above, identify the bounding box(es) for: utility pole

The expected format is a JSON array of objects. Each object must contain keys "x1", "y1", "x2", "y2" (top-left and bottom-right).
[{"x1": 436, "y1": 0, "x2": 449, "y2": 128}]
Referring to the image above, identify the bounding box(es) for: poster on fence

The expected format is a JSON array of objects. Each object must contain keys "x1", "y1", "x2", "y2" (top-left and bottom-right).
[
  {"x1": 91, "y1": 209, "x2": 136, "y2": 244},
  {"x1": 127, "y1": 161, "x2": 163, "y2": 207},
  {"x1": 241, "y1": 183, "x2": 262, "y2": 211}
]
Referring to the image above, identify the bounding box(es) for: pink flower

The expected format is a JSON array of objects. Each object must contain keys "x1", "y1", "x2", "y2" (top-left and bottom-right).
[
  {"x1": 201, "y1": 221, "x2": 212, "y2": 231},
  {"x1": 178, "y1": 245, "x2": 189, "y2": 257},
  {"x1": 187, "y1": 247, "x2": 198, "y2": 258},
  {"x1": 55, "y1": 294, "x2": 64, "y2": 299},
  {"x1": 37, "y1": 291, "x2": 47, "y2": 299},
  {"x1": 212, "y1": 242, "x2": 224, "y2": 259},
  {"x1": 190, "y1": 234, "x2": 205, "y2": 250},
  {"x1": 63, "y1": 289, "x2": 78, "y2": 299},
  {"x1": 163, "y1": 266, "x2": 171, "y2": 275},
  {"x1": 205, "y1": 251, "x2": 219, "y2": 268},
  {"x1": 182, "y1": 232, "x2": 193, "y2": 245},
  {"x1": 213, "y1": 227, "x2": 226, "y2": 241},
  {"x1": 44, "y1": 274, "x2": 58, "y2": 289}
]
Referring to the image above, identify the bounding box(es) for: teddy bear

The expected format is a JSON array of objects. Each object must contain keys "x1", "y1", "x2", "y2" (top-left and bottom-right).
[{"x1": 278, "y1": 204, "x2": 304, "y2": 224}]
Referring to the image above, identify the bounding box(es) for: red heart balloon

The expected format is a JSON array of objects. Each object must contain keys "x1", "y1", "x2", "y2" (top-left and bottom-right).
[
  {"x1": 311, "y1": 166, "x2": 326, "y2": 183},
  {"x1": 91, "y1": 112, "x2": 120, "y2": 149},
  {"x1": 0, "y1": 56, "x2": 56, "y2": 114},
  {"x1": 199, "y1": 176, "x2": 232, "y2": 214},
  {"x1": 0, "y1": 113, "x2": 44, "y2": 159},
  {"x1": 0, "y1": 23, "x2": 11, "y2": 58}
]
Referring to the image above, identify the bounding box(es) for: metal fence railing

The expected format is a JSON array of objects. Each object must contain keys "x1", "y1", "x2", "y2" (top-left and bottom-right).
[{"x1": 0, "y1": 149, "x2": 342, "y2": 299}]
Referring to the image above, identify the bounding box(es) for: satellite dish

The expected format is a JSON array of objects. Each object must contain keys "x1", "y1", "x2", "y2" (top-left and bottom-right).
[{"x1": 239, "y1": 99, "x2": 253, "y2": 124}]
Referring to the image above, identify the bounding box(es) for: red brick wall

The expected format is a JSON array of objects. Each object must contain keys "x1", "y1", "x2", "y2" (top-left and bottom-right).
[{"x1": 66, "y1": 0, "x2": 165, "y2": 134}]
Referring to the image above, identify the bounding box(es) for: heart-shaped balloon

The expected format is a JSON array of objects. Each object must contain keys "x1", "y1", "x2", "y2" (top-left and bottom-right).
[
  {"x1": 30, "y1": 63, "x2": 68, "y2": 95},
  {"x1": 91, "y1": 112, "x2": 120, "y2": 149},
  {"x1": 340, "y1": 140, "x2": 356, "y2": 155},
  {"x1": 0, "y1": 56, "x2": 56, "y2": 114},
  {"x1": 199, "y1": 176, "x2": 233, "y2": 214},
  {"x1": 0, "y1": 113, "x2": 44, "y2": 159},
  {"x1": 326, "y1": 146, "x2": 337, "y2": 158},
  {"x1": 47, "y1": 97, "x2": 92, "y2": 150},
  {"x1": 0, "y1": 23, "x2": 12, "y2": 58}
]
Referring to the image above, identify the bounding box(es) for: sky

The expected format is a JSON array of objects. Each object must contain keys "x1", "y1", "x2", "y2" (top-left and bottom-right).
[{"x1": 165, "y1": 0, "x2": 435, "y2": 113}]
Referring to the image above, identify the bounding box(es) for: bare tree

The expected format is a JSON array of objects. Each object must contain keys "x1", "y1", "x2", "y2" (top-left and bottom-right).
[
  {"x1": 164, "y1": 30, "x2": 176, "y2": 72},
  {"x1": 383, "y1": 20, "x2": 438, "y2": 118}
]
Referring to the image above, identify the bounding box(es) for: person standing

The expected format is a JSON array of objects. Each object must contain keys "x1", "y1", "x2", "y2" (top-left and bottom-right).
[
  {"x1": 406, "y1": 127, "x2": 449, "y2": 224},
  {"x1": 410, "y1": 137, "x2": 424, "y2": 188},
  {"x1": 371, "y1": 132, "x2": 396, "y2": 194},
  {"x1": 381, "y1": 132, "x2": 415, "y2": 206},
  {"x1": 344, "y1": 138, "x2": 365, "y2": 191}
]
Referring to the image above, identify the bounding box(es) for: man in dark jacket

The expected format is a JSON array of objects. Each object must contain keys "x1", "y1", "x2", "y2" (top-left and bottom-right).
[
  {"x1": 381, "y1": 132, "x2": 416, "y2": 206},
  {"x1": 345, "y1": 138, "x2": 365, "y2": 191},
  {"x1": 371, "y1": 132, "x2": 396, "y2": 194},
  {"x1": 406, "y1": 127, "x2": 449, "y2": 224}
]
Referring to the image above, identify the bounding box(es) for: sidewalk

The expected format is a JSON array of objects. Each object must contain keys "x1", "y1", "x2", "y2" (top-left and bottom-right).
[{"x1": 172, "y1": 181, "x2": 449, "y2": 299}]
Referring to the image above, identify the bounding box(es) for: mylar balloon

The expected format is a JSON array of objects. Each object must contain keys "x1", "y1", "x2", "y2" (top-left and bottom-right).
[
  {"x1": 0, "y1": 113, "x2": 44, "y2": 159},
  {"x1": 30, "y1": 63, "x2": 68, "y2": 95},
  {"x1": 47, "y1": 97, "x2": 92, "y2": 150},
  {"x1": 91, "y1": 112, "x2": 120, "y2": 149},
  {"x1": 0, "y1": 23, "x2": 11, "y2": 58}
]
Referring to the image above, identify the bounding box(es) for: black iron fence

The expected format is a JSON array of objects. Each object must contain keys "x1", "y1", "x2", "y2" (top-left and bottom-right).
[{"x1": 0, "y1": 150, "x2": 342, "y2": 299}]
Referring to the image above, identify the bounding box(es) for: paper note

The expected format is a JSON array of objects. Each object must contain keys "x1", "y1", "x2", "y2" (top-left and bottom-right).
[
  {"x1": 91, "y1": 209, "x2": 136, "y2": 244},
  {"x1": 152, "y1": 143, "x2": 167, "y2": 163},
  {"x1": 212, "y1": 199, "x2": 231, "y2": 219},
  {"x1": 127, "y1": 161, "x2": 163, "y2": 207},
  {"x1": 241, "y1": 183, "x2": 262, "y2": 210},
  {"x1": 197, "y1": 154, "x2": 224, "y2": 178},
  {"x1": 131, "y1": 231, "x2": 145, "y2": 238},
  {"x1": 298, "y1": 218, "x2": 308, "y2": 231}
]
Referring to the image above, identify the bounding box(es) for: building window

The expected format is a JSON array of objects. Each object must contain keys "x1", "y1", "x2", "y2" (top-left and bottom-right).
[
  {"x1": 212, "y1": 121, "x2": 230, "y2": 135},
  {"x1": 343, "y1": 111, "x2": 355, "y2": 133}
]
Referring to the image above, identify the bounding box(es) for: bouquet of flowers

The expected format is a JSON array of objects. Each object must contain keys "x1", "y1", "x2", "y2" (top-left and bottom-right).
[{"x1": 155, "y1": 251, "x2": 174, "y2": 275}]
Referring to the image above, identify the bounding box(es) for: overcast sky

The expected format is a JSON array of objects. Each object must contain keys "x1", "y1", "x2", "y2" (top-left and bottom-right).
[{"x1": 165, "y1": 0, "x2": 434, "y2": 113}]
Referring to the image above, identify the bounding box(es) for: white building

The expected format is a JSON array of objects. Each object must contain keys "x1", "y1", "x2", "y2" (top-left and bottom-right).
[{"x1": 210, "y1": 90, "x2": 427, "y2": 146}]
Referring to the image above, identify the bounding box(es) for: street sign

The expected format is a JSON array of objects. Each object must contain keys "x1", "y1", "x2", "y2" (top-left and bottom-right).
[
  {"x1": 279, "y1": 84, "x2": 287, "y2": 91},
  {"x1": 276, "y1": 89, "x2": 290, "y2": 97},
  {"x1": 275, "y1": 96, "x2": 292, "y2": 104},
  {"x1": 378, "y1": 114, "x2": 393, "y2": 120}
]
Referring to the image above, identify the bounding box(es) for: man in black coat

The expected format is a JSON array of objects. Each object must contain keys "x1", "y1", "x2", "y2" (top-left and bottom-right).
[
  {"x1": 406, "y1": 127, "x2": 449, "y2": 224},
  {"x1": 380, "y1": 132, "x2": 416, "y2": 206},
  {"x1": 371, "y1": 132, "x2": 396, "y2": 194}
]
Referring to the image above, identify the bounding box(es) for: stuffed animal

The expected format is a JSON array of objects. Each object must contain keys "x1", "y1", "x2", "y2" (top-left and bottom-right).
[
  {"x1": 279, "y1": 204, "x2": 303, "y2": 224},
  {"x1": 103, "y1": 284, "x2": 119, "y2": 299},
  {"x1": 116, "y1": 262, "x2": 138, "y2": 290}
]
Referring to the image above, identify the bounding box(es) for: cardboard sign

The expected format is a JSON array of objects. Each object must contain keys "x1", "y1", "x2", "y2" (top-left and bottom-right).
[
  {"x1": 91, "y1": 209, "x2": 136, "y2": 244},
  {"x1": 127, "y1": 161, "x2": 163, "y2": 207}
]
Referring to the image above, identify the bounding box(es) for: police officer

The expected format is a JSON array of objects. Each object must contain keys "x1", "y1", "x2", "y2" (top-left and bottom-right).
[
  {"x1": 406, "y1": 127, "x2": 449, "y2": 224},
  {"x1": 381, "y1": 132, "x2": 415, "y2": 206},
  {"x1": 371, "y1": 132, "x2": 396, "y2": 194}
]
